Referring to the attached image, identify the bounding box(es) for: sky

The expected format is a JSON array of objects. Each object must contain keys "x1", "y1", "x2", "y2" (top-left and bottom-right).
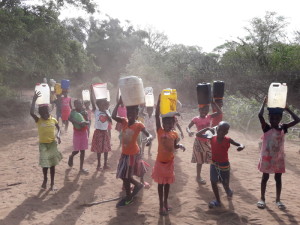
[{"x1": 32, "y1": 0, "x2": 300, "y2": 52}]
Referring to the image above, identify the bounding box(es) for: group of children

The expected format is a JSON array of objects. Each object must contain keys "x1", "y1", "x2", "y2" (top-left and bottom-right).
[{"x1": 30, "y1": 88, "x2": 300, "y2": 215}]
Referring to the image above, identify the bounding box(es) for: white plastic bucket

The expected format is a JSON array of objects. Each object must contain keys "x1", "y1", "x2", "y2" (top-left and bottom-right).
[
  {"x1": 82, "y1": 90, "x2": 90, "y2": 101},
  {"x1": 92, "y1": 83, "x2": 108, "y2": 100},
  {"x1": 118, "y1": 76, "x2": 145, "y2": 106}
]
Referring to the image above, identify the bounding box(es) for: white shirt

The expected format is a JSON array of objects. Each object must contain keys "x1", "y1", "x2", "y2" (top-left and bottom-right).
[{"x1": 94, "y1": 109, "x2": 110, "y2": 130}]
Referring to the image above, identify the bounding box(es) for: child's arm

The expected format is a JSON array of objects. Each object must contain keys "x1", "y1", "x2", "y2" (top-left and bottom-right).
[
  {"x1": 55, "y1": 123, "x2": 61, "y2": 144},
  {"x1": 210, "y1": 101, "x2": 222, "y2": 118},
  {"x1": 112, "y1": 96, "x2": 123, "y2": 123},
  {"x1": 69, "y1": 99, "x2": 72, "y2": 110},
  {"x1": 258, "y1": 96, "x2": 267, "y2": 129},
  {"x1": 174, "y1": 138, "x2": 185, "y2": 151},
  {"x1": 30, "y1": 91, "x2": 40, "y2": 122},
  {"x1": 195, "y1": 127, "x2": 213, "y2": 139},
  {"x1": 105, "y1": 110, "x2": 113, "y2": 123},
  {"x1": 141, "y1": 128, "x2": 153, "y2": 146},
  {"x1": 176, "y1": 122, "x2": 184, "y2": 139},
  {"x1": 186, "y1": 121, "x2": 195, "y2": 137},
  {"x1": 284, "y1": 106, "x2": 300, "y2": 128},
  {"x1": 90, "y1": 86, "x2": 97, "y2": 111},
  {"x1": 229, "y1": 139, "x2": 245, "y2": 151},
  {"x1": 155, "y1": 96, "x2": 162, "y2": 131}
]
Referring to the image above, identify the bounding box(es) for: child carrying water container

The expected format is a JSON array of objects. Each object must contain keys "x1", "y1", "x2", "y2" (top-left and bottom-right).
[
  {"x1": 61, "y1": 90, "x2": 72, "y2": 132},
  {"x1": 112, "y1": 96, "x2": 153, "y2": 207},
  {"x1": 186, "y1": 102, "x2": 222, "y2": 184},
  {"x1": 68, "y1": 99, "x2": 90, "y2": 173},
  {"x1": 196, "y1": 121, "x2": 245, "y2": 208},
  {"x1": 84, "y1": 100, "x2": 92, "y2": 137},
  {"x1": 30, "y1": 91, "x2": 62, "y2": 191},
  {"x1": 91, "y1": 98, "x2": 112, "y2": 170},
  {"x1": 257, "y1": 97, "x2": 300, "y2": 210},
  {"x1": 152, "y1": 96, "x2": 185, "y2": 215}
]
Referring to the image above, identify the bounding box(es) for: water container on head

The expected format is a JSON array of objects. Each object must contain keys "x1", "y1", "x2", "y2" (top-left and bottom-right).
[
  {"x1": 35, "y1": 83, "x2": 50, "y2": 105},
  {"x1": 82, "y1": 90, "x2": 90, "y2": 102},
  {"x1": 213, "y1": 81, "x2": 225, "y2": 99},
  {"x1": 144, "y1": 87, "x2": 153, "y2": 95},
  {"x1": 145, "y1": 87, "x2": 154, "y2": 107},
  {"x1": 61, "y1": 79, "x2": 70, "y2": 89},
  {"x1": 118, "y1": 76, "x2": 145, "y2": 106},
  {"x1": 160, "y1": 89, "x2": 177, "y2": 117},
  {"x1": 55, "y1": 83, "x2": 62, "y2": 95},
  {"x1": 49, "y1": 79, "x2": 56, "y2": 87},
  {"x1": 197, "y1": 83, "x2": 211, "y2": 105},
  {"x1": 92, "y1": 83, "x2": 108, "y2": 100},
  {"x1": 268, "y1": 83, "x2": 287, "y2": 109}
]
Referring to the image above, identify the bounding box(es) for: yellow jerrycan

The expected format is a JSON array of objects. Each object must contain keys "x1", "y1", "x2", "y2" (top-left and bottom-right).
[{"x1": 160, "y1": 89, "x2": 177, "y2": 117}]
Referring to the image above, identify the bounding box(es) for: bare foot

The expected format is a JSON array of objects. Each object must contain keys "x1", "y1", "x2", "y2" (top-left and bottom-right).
[
  {"x1": 103, "y1": 164, "x2": 110, "y2": 170},
  {"x1": 41, "y1": 180, "x2": 47, "y2": 189},
  {"x1": 80, "y1": 168, "x2": 89, "y2": 174},
  {"x1": 50, "y1": 185, "x2": 57, "y2": 192},
  {"x1": 96, "y1": 165, "x2": 102, "y2": 171}
]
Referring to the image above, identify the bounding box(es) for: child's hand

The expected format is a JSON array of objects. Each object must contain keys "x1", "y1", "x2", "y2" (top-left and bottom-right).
[
  {"x1": 57, "y1": 136, "x2": 61, "y2": 144},
  {"x1": 237, "y1": 144, "x2": 245, "y2": 151},
  {"x1": 33, "y1": 91, "x2": 41, "y2": 101},
  {"x1": 145, "y1": 135, "x2": 153, "y2": 146},
  {"x1": 178, "y1": 144, "x2": 185, "y2": 152}
]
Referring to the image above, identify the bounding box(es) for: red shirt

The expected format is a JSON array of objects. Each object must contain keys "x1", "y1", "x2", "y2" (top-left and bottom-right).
[{"x1": 210, "y1": 136, "x2": 230, "y2": 163}]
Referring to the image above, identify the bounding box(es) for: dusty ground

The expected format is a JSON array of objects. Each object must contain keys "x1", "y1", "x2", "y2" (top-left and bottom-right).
[{"x1": 0, "y1": 112, "x2": 300, "y2": 225}]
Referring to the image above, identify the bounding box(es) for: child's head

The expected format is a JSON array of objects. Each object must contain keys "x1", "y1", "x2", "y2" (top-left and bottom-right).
[
  {"x1": 146, "y1": 107, "x2": 154, "y2": 116},
  {"x1": 126, "y1": 105, "x2": 139, "y2": 123},
  {"x1": 84, "y1": 100, "x2": 90, "y2": 108},
  {"x1": 96, "y1": 99, "x2": 107, "y2": 111},
  {"x1": 162, "y1": 117, "x2": 175, "y2": 132},
  {"x1": 217, "y1": 121, "x2": 230, "y2": 138},
  {"x1": 38, "y1": 105, "x2": 50, "y2": 120},
  {"x1": 199, "y1": 105, "x2": 209, "y2": 118},
  {"x1": 74, "y1": 99, "x2": 83, "y2": 111},
  {"x1": 268, "y1": 113, "x2": 282, "y2": 127}
]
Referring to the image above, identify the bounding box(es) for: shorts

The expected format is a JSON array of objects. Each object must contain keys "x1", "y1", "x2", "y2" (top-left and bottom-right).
[{"x1": 210, "y1": 162, "x2": 230, "y2": 183}]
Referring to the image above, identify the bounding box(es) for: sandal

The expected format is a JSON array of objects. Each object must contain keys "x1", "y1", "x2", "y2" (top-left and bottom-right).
[
  {"x1": 197, "y1": 177, "x2": 206, "y2": 185},
  {"x1": 257, "y1": 200, "x2": 266, "y2": 209},
  {"x1": 209, "y1": 200, "x2": 221, "y2": 208},
  {"x1": 159, "y1": 207, "x2": 168, "y2": 216},
  {"x1": 226, "y1": 189, "x2": 233, "y2": 198},
  {"x1": 166, "y1": 205, "x2": 172, "y2": 211},
  {"x1": 276, "y1": 201, "x2": 286, "y2": 210}
]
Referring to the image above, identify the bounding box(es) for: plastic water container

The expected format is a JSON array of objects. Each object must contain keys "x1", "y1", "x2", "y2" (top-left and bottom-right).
[
  {"x1": 160, "y1": 89, "x2": 177, "y2": 116},
  {"x1": 197, "y1": 83, "x2": 211, "y2": 105},
  {"x1": 49, "y1": 79, "x2": 56, "y2": 87},
  {"x1": 55, "y1": 83, "x2": 62, "y2": 95},
  {"x1": 145, "y1": 93, "x2": 155, "y2": 107},
  {"x1": 118, "y1": 76, "x2": 145, "y2": 106},
  {"x1": 213, "y1": 81, "x2": 225, "y2": 99},
  {"x1": 144, "y1": 87, "x2": 153, "y2": 95},
  {"x1": 61, "y1": 79, "x2": 70, "y2": 89},
  {"x1": 268, "y1": 83, "x2": 287, "y2": 109},
  {"x1": 107, "y1": 90, "x2": 110, "y2": 102},
  {"x1": 92, "y1": 83, "x2": 107, "y2": 99},
  {"x1": 82, "y1": 90, "x2": 90, "y2": 101},
  {"x1": 35, "y1": 83, "x2": 50, "y2": 105}
]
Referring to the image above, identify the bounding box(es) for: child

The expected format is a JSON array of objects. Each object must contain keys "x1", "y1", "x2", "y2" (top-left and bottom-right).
[
  {"x1": 52, "y1": 94, "x2": 62, "y2": 125},
  {"x1": 30, "y1": 91, "x2": 62, "y2": 191},
  {"x1": 142, "y1": 106, "x2": 156, "y2": 156},
  {"x1": 196, "y1": 121, "x2": 245, "y2": 208},
  {"x1": 186, "y1": 102, "x2": 222, "y2": 184},
  {"x1": 152, "y1": 97, "x2": 185, "y2": 215},
  {"x1": 211, "y1": 99, "x2": 223, "y2": 127},
  {"x1": 257, "y1": 97, "x2": 300, "y2": 210},
  {"x1": 112, "y1": 97, "x2": 152, "y2": 207},
  {"x1": 61, "y1": 90, "x2": 72, "y2": 132},
  {"x1": 115, "y1": 103, "x2": 127, "y2": 148},
  {"x1": 84, "y1": 100, "x2": 92, "y2": 137},
  {"x1": 91, "y1": 98, "x2": 112, "y2": 170},
  {"x1": 68, "y1": 99, "x2": 90, "y2": 173}
]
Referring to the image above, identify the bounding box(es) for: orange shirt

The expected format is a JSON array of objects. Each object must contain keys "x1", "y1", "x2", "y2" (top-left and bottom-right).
[
  {"x1": 121, "y1": 118, "x2": 145, "y2": 155},
  {"x1": 157, "y1": 128, "x2": 179, "y2": 162}
]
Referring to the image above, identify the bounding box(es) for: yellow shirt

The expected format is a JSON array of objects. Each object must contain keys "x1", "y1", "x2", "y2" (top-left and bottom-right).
[{"x1": 37, "y1": 116, "x2": 58, "y2": 143}]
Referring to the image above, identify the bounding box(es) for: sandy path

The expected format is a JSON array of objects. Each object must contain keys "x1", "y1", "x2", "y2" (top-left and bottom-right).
[{"x1": 0, "y1": 113, "x2": 300, "y2": 225}]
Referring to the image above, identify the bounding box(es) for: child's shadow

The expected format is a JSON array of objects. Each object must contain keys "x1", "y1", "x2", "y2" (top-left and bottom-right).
[{"x1": 157, "y1": 214, "x2": 172, "y2": 225}]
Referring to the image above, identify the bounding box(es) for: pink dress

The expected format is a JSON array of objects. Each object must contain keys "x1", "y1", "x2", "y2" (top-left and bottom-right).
[
  {"x1": 258, "y1": 126, "x2": 285, "y2": 173},
  {"x1": 61, "y1": 97, "x2": 71, "y2": 121}
]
